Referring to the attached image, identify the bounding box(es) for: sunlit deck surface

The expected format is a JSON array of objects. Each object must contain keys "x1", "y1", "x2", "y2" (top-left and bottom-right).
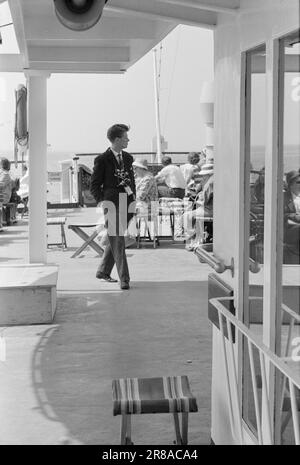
[{"x1": 0, "y1": 208, "x2": 212, "y2": 445}]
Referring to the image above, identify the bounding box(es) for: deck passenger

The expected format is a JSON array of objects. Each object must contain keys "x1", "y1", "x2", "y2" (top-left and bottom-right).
[
  {"x1": 180, "y1": 152, "x2": 203, "y2": 199},
  {"x1": 283, "y1": 169, "x2": 300, "y2": 264},
  {"x1": 155, "y1": 155, "x2": 186, "y2": 199},
  {"x1": 90, "y1": 124, "x2": 136, "y2": 290},
  {"x1": 133, "y1": 159, "x2": 158, "y2": 208},
  {"x1": 0, "y1": 158, "x2": 14, "y2": 231},
  {"x1": 180, "y1": 152, "x2": 201, "y2": 184},
  {"x1": 19, "y1": 166, "x2": 29, "y2": 199},
  {"x1": 251, "y1": 167, "x2": 265, "y2": 213},
  {"x1": 183, "y1": 163, "x2": 214, "y2": 250}
]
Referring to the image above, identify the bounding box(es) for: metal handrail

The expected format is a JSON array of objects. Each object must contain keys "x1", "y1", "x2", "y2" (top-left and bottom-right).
[
  {"x1": 194, "y1": 244, "x2": 261, "y2": 275},
  {"x1": 194, "y1": 244, "x2": 234, "y2": 275},
  {"x1": 194, "y1": 245, "x2": 233, "y2": 273},
  {"x1": 210, "y1": 296, "x2": 300, "y2": 445}
]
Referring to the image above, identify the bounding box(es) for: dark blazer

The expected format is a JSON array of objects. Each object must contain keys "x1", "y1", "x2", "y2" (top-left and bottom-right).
[{"x1": 90, "y1": 148, "x2": 136, "y2": 206}]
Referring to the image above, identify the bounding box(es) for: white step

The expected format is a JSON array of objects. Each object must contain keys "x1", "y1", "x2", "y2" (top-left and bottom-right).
[{"x1": 0, "y1": 264, "x2": 59, "y2": 325}]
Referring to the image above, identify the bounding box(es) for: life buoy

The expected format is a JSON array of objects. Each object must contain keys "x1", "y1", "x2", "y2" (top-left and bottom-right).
[
  {"x1": 14, "y1": 84, "x2": 28, "y2": 166},
  {"x1": 15, "y1": 84, "x2": 28, "y2": 145}
]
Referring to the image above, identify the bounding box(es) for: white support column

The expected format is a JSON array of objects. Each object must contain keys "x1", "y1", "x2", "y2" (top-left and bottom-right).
[
  {"x1": 153, "y1": 49, "x2": 162, "y2": 164},
  {"x1": 27, "y1": 73, "x2": 49, "y2": 263},
  {"x1": 199, "y1": 81, "x2": 214, "y2": 162}
]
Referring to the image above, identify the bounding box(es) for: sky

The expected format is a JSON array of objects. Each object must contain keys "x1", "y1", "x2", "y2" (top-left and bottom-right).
[
  {"x1": 0, "y1": 25, "x2": 214, "y2": 154},
  {"x1": 1, "y1": 10, "x2": 299, "y2": 158}
]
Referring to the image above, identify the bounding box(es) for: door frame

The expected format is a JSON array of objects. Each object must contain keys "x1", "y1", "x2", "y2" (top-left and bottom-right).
[{"x1": 238, "y1": 35, "x2": 286, "y2": 444}]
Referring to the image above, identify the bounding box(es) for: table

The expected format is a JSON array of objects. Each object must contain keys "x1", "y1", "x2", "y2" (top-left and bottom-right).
[{"x1": 68, "y1": 223, "x2": 104, "y2": 258}]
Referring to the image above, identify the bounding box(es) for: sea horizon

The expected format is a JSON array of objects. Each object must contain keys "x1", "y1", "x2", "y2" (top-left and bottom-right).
[
  {"x1": 3, "y1": 144, "x2": 300, "y2": 174},
  {"x1": 1, "y1": 144, "x2": 299, "y2": 204}
]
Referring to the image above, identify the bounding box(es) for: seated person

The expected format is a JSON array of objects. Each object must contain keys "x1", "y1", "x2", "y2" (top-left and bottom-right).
[
  {"x1": 8, "y1": 178, "x2": 21, "y2": 223},
  {"x1": 0, "y1": 157, "x2": 14, "y2": 230},
  {"x1": 183, "y1": 164, "x2": 214, "y2": 250},
  {"x1": 0, "y1": 157, "x2": 13, "y2": 204},
  {"x1": 155, "y1": 155, "x2": 186, "y2": 199},
  {"x1": 283, "y1": 169, "x2": 300, "y2": 264},
  {"x1": 180, "y1": 152, "x2": 201, "y2": 184},
  {"x1": 251, "y1": 167, "x2": 265, "y2": 215},
  {"x1": 17, "y1": 165, "x2": 30, "y2": 216},
  {"x1": 10, "y1": 178, "x2": 21, "y2": 203},
  {"x1": 133, "y1": 159, "x2": 158, "y2": 211},
  {"x1": 197, "y1": 149, "x2": 207, "y2": 169},
  {"x1": 19, "y1": 165, "x2": 29, "y2": 200},
  {"x1": 181, "y1": 152, "x2": 206, "y2": 200},
  {"x1": 132, "y1": 159, "x2": 159, "y2": 242},
  {"x1": 249, "y1": 167, "x2": 265, "y2": 258},
  {"x1": 0, "y1": 186, "x2": 3, "y2": 232}
]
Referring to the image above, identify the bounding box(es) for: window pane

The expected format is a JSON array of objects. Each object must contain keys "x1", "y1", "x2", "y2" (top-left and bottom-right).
[
  {"x1": 243, "y1": 45, "x2": 266, "y2": 435},
  {"x1": 278, "y1": 30, "x2": 300, "y2": 445}
]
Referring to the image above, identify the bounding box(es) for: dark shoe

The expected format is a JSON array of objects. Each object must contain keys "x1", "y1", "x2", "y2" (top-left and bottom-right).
[
  {"x1": 96, "y1": 272, "x2": 118, "y2": 283},
  {"x1": 120, "y1": 282, "x2": 130, "y2": 290}
]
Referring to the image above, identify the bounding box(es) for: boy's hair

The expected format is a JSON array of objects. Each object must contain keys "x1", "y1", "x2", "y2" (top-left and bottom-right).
[
  {"x1": 161, "y1": 155, "x2": 172, "y2": 166},
  {"x1": 0, "y1": 158, "x2": 11, "y2": 171},
  {"x1": 107, "y1": 124, "x2": 129, "y2": 143}
]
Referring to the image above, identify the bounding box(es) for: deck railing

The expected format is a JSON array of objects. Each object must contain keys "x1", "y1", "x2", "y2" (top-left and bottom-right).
[
  {"x1": 75, "y1": 151, "x2": 190, "y2": 165},
  {"x1": 209, "y1": 296, "x2": 300, "y2": 445}
]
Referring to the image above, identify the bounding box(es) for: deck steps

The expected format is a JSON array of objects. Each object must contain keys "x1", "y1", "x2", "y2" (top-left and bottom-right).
[{"x1": 0, "y1": 264, "x2": 58, "y2": 326}]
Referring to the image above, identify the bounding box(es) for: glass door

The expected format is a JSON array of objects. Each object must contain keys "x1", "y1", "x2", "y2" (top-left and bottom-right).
[
  {"x1": 275, "y1": 30, "x2": 300, "y2": 445},
  {"x1": 242, "y1": 44, "x2": 267, "y2": 438}
]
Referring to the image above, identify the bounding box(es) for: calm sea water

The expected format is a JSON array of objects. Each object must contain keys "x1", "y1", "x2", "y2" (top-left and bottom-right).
[
  {"x1": 48, "y1": 146, "x2": 299, "y2": 172},
  {"x1": 251, "y1": 145, "x2": 300, "y2": 171},
  {"x1": 3, "y1": 145, "x2": 300, "y2": 174},
  {"x1": 3, "y1": 145, "x2": 299, "y2": 203}
]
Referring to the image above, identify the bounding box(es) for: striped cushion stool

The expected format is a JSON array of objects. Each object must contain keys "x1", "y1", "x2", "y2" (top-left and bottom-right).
[{"x1": 112, "y1": 376, "x2": 198, "y2": 445}]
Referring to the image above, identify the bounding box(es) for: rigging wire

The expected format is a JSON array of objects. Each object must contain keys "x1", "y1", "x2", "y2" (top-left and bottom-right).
[
  {"x1": 157, "y1": 41, "x2": 163, "y2": 102},
  {"x1": 0, "y1": 22, "x2": 13, "y2": 28},
  {"x1": 163, "y1": 26, "x2": 181, "y2": 134}
]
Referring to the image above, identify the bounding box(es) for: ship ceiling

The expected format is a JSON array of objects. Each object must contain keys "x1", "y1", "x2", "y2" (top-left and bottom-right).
[{"x1": 0, "y1": 0, "x2": 241, "y2": 73}]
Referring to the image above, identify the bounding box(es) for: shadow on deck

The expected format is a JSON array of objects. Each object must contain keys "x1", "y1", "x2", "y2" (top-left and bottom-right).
[{"x1": 0, "y1": 209, "x2": 212, "y2": 445}]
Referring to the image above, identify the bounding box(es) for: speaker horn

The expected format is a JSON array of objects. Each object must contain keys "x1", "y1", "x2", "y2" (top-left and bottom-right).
[{"x1": 54, "y1": 0, "x2": 108, "y2": 31}]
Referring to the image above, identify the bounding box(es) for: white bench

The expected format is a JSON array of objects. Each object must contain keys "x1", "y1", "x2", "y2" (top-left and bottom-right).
[{"x1": 0, "y1": 264, "x2": 59, "y2": 325}]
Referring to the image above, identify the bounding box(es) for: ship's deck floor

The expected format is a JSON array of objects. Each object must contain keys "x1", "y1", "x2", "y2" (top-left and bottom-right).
[{"x1": 0, "y1": 208, "x2": 212, "y2": 445}]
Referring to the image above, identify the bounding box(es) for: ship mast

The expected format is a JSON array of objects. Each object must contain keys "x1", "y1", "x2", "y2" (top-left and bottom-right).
[{"x1": 153, "y1": 48, "x2": 162, "y2": 164}]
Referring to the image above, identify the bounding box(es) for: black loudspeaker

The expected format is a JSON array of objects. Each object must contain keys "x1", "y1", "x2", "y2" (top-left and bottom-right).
[{"x1": 54, "y1": 0, "x2": 108, "y2": 31}]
